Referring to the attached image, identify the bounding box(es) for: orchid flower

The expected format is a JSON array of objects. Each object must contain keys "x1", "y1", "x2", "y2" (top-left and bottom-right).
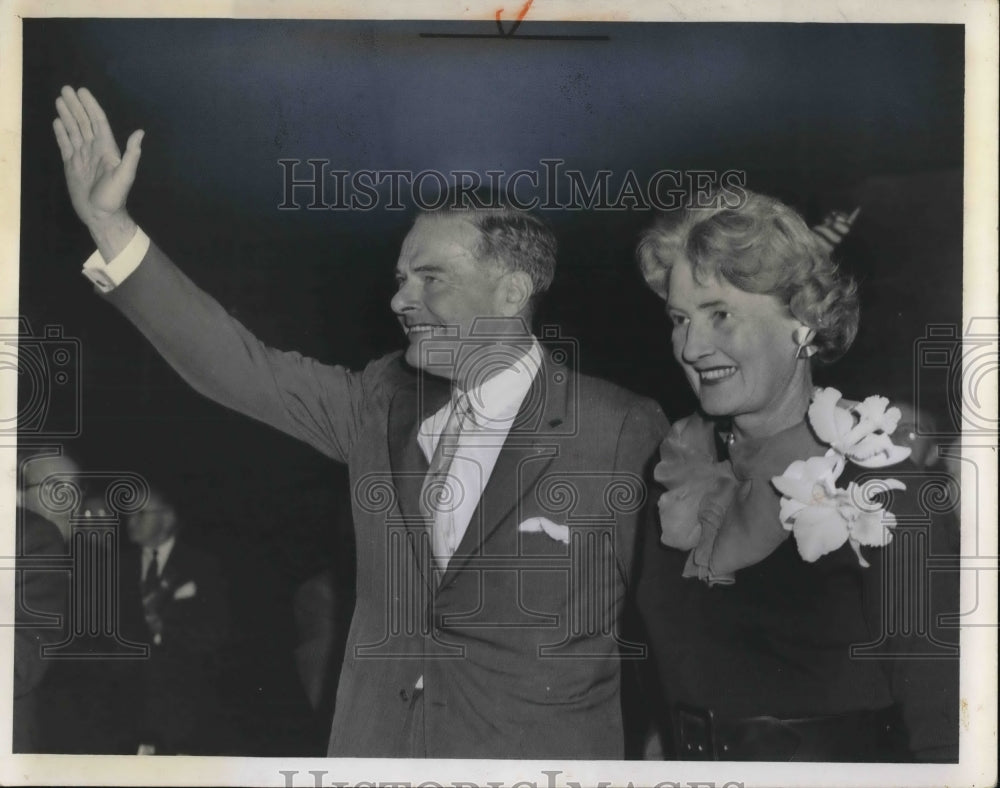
[
  {"x1": 773, "y1": 450, "x2": 905, "y2": 566},
  {"x1": 808, "y1": 388, "x2": 912, "y2": 468}
]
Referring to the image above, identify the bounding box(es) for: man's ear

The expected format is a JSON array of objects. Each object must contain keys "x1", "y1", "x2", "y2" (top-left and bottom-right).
[{"x1": 499, "y1": 270, "x2": 534, "y2": 317}]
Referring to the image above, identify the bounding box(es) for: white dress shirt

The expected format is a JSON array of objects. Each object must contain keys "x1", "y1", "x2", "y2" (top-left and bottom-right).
[
  {"x1": 416, "y1": 339, "x2": 541, "y2": 567},
  {"x1": 141, "y1": 534, "x2": 176, "y2": 583},
  {"x1": 81, "y1": 226, "x2": 150, "y2": 290}
]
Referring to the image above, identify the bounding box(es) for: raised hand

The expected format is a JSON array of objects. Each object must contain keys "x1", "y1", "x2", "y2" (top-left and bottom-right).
[
  {"x1": 812, "y1": 206, "x2": 861, "y2": 253},
  {"x1": 53, "y1": 86, "x2": 143, "y2": 258}
]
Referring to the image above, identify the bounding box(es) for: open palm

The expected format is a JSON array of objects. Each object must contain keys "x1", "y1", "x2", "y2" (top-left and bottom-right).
[{"x1": 53, "y1": 86, "x2": 144, "y2": 227}]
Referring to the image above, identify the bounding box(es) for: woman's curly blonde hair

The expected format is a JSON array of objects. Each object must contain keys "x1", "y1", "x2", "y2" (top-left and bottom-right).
[{"x1": 637, "y1": 191, "x2": 859, "y2": 364}]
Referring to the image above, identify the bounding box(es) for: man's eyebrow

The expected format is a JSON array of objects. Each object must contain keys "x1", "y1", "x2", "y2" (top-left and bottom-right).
[
  {"x1": 394, "y1": 263, "x2": 448, "y2": 280},
  {"x1": 411, "y1": 262, "x2": 449, "y2": 275}
]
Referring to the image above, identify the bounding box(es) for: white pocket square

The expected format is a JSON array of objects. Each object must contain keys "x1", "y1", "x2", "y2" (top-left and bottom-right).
[
  {"x1": 173, "y1": 580, "x2": 197, "y2": 600},
  {"x1": 518, "y1": 517, "x2": 570, "y2": 544}
]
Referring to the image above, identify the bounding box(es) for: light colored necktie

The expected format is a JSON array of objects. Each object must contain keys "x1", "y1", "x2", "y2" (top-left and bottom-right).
[{"x1": 419, "y1": 392, "x2": 473, "y2": 576}]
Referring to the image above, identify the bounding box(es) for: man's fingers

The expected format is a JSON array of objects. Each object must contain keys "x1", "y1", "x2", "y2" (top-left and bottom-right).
[
  {"x1": 55, "y1": 96, "x2": 83, "y2": 149},
  {"x1": 813, "y1": 225, "x2": 839, "y2": 243},
  {"x1": 77, "y1": 88, "x2": 115, "y2": 145},
  {"x1": 119, "y1": 129, "x2": 145, "y2": 181},
  {"x1": 60, "y1": 86, "x2": 94, "y2": 141},
  {"x1": 813, "y1": 206, "x2": 861, "y2": 252},
  {"x1": 53, "y1": 119, "x2": 74, "y2": 162}
]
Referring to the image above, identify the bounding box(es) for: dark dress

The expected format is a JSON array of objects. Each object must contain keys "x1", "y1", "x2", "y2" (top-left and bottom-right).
[{"x1": 636, "y1": 411, "x2": 960, "y2": 762}]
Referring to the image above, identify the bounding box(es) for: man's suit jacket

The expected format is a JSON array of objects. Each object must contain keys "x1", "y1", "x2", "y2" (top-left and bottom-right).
[
  {"x1": 13, "y1": 507, "x2": 67, "y2": 752},
  {"x1": 105, "y1": 240, "x2": 669, "y2": 758},
  {"x1": 117, "y1": 538, "x2": 229, "y2": 754}
]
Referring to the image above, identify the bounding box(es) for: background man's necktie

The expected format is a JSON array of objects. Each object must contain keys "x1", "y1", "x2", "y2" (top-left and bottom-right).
[
  {"x1": 419, "y1": 393, "x2": 473, "y2": 577},
  {"x1": 142, "y1": 549, "x2": 159, "y2": 596},
  {"x1": 142, "y1": 549, "x2": 164, "y2": 645}
]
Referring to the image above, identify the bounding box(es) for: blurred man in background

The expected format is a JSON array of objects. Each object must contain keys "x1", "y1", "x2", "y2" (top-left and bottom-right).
[
  {"x1": 12, "y1": 451, "x2": 75, "y2": 752},
  {"x1": 119, "y1": 487, "x2": 230, "y2": 754}
]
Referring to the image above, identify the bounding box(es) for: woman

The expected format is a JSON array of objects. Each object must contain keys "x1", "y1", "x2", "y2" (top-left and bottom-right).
[{"x1": 634, "y1": 191, "x2": 959, "y2": 762}]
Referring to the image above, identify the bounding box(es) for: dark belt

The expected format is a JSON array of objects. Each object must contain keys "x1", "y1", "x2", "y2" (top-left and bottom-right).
[{"x1": 671, "y1": 703, "x2": 912, "y2": 761}]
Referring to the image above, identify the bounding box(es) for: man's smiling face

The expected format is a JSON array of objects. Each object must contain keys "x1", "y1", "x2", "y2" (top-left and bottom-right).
[{"x1": 391, "y1": 214, "x2": 512, "y2": 381}]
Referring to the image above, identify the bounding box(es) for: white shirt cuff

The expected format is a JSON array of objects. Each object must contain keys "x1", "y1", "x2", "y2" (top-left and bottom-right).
[{"x1": 81, "y1": 227, "x2": 151, "y2": 293}]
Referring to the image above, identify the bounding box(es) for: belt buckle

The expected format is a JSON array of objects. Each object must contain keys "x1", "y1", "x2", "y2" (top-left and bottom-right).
[{"x1": 674, "y1": 703, "x2": 717, "y2": 760}]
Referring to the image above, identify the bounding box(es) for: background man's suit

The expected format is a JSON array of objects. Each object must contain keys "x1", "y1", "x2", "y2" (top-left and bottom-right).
[
  {"x1": 117, "y1": 538, "x2": 229, "y2": 754},
  {"x1": 101, "y1": 239, "x2": 668, "y2": 758}
]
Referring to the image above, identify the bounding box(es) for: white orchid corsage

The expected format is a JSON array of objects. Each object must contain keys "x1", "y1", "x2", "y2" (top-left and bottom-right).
[{"x1": 771, "y1": 388, "x2": 911, "y2": 567}]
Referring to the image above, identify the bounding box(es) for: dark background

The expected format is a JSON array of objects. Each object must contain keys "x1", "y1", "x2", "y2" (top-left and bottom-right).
[{"x1": 16, "y1": 19, "x2": 964, "y2": 754}]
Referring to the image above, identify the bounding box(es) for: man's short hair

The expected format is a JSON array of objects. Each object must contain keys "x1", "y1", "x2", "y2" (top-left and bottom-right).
[
  {"x1": 18, "y1": 448, "x2": 80, "y2": 491},
  {"x1": 417, "y1": 191, "x2": 557, "y2": 305}
]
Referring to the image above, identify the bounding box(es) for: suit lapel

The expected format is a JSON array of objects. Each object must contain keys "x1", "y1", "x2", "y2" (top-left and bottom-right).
[
  {"x1": 387, "y1": 375, "x2": 450, "y2": 590},
  {"x1": 441, "y1": 353, "x2": 569, "y2": 584},
  {"x1": 118, "y1": 544, "x2": 147, "y2": 642},
  {"x1": 121, "y1": 542, "x2": 142, "y2": 584},
  {"x1": 159, "y1": 540, "x2": 186, "y2": 587}
]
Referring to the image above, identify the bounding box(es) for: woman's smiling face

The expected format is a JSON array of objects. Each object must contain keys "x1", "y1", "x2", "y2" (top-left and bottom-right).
[{"x1": 667, "y1": 261, "x2": 810, "y2": 435}]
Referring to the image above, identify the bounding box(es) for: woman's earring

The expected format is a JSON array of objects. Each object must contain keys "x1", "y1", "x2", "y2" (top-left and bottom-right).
[{"x1": 793, "y1": 326, "x2": 817, "y2": 358}]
